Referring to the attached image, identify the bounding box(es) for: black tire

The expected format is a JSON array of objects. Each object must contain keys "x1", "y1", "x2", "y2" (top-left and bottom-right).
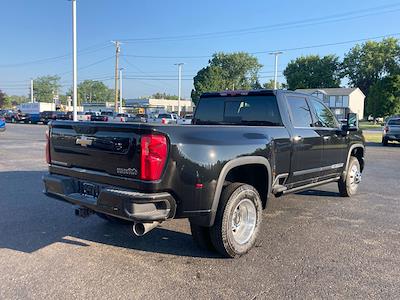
[
  {"x1": 96, "y1": 213, "x2": 133, "y2": 225},
  {"x1": 382, "y1": 137, "x2": 389, "y2": 146},
  {"x1": 338, "y1": 157, "x2": 361, "y2": 197},
  {"x1": 209, "y1": 183, "x2": 262, "y2": 258},
  {"x1": 190, "y1": 222, "x2": 215, "y2": 251}
]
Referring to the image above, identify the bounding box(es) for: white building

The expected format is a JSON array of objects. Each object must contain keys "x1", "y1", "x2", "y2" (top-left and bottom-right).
[
  {"x1": 295, "y1": 88, "x2": 365, "y2": 120},
  {"x1": 18, "y1": 102, "x2": 55, "y2": 114},
  {"x1": 125, "y1": 98, "x2": 194, "y2": 114}
]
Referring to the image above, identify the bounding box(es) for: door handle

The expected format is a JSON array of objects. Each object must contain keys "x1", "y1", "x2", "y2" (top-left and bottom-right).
[{"x1": 293, "y1": 135, "x2": 303, "y2": 142}]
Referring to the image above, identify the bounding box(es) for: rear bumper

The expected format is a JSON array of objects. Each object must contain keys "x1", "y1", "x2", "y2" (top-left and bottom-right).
[
  {"x1": 43, "y1": 173, "x2": 176, "y2": 222},
  {"x1": 384, "y1": 134, "x2": 400, "y2": 141}
]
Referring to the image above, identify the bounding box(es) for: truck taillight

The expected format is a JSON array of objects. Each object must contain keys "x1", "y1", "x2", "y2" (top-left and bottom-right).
[
  {"x1": 161, "y1": 118, "x2": 166, "y2": 124},
  {"x1": 45, "y1": 130, "x2": 51, "y2": 164},
  {"x1": 140, "y1": 134, "x2": 167, "y2": 181}
]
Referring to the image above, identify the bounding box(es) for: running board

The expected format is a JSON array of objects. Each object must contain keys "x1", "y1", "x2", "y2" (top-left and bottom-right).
[
  {"x1": 272, "y1": 185, "x2": 288, "y2": 194},
  {"x1": 280, "y1": 177, "x2": 340, "y2": 195}
]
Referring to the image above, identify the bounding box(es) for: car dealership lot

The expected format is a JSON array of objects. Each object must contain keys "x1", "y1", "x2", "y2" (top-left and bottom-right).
[{"x1": 1, "y1": 124, "x2": 400, "y2": 299}]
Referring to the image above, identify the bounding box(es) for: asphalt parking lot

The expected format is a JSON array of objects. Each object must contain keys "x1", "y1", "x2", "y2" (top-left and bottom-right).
[{"x1": 1, "y1": 123, "x2": 399, "y2": 299}]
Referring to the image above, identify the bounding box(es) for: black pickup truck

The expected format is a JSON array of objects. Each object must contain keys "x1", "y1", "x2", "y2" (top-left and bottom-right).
[{"x1": 43, "y1": 90, "x2": 365, "y2": 257}]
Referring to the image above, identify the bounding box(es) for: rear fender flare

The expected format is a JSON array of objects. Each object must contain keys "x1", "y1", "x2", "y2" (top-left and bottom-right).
[{"x1": 209, "y1": 156, "x2": 272, "y2": 226}]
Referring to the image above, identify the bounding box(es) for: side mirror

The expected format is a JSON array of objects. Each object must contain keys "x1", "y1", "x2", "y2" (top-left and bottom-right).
[{"x1": 346, "y1": 113, "x2": 359, "y2": 131}]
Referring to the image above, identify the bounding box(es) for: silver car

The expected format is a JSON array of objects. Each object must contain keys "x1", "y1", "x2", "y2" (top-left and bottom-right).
[{"x1": 382, "y1": 117, "x2": 400, "y2": 146}]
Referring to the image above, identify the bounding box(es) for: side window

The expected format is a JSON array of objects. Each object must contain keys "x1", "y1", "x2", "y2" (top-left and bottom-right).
[
  {"x1": 310, "y1": 98, "x2": 339, "y2": 128},
  {"x1": 287, "y1": 96, "x2": 313, "y2": 128}
]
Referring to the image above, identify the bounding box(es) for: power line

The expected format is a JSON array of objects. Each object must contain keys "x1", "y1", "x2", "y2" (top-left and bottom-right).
[
  {"x1": 56, "y1": 55, "x2": 115, "y2": 76},
  {"x1": 122, "y1": 32, "x2": 400, "y2": 59},
  {"x1": 0, "y1": 42, "x2": 112, "y2": 68},
  {"x1": 120, "y1": 3, "x2": 400, "y2": 43}
]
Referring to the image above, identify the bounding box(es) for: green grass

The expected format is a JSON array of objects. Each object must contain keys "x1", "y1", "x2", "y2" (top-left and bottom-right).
[
  {"x1": 359, "y1": 121, "x2": 383, "y2": 130},
  {"x1": 363, "y1": 132, "x2": 382, "y2": 143}
]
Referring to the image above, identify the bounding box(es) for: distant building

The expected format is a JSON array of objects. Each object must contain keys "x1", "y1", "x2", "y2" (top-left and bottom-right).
[
  {"x1": 295, "y1": 88, "x2": 365, "y2": 120},
  {"x1": 81, "y1": 102, "x2": 114, "y2": 112},
  {"x1": 125, "y1": 98, "x2": 194, "y2": 114}
]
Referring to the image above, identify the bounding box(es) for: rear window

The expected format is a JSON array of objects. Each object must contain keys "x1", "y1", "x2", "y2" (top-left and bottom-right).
[
  {"x1": 193, "y1": 95, "x2": 282, "y2": 126},
  {"x1": 158, "y1": 114, "x2": 172, "y2": 119},
  {"x1": 388, "y1": 119, "x2": 400, "y2": 125}
]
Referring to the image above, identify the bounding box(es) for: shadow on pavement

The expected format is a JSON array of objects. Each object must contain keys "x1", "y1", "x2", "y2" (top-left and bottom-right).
[
  {"x1": 0, "y1": 171, "x2": 219, "y2": 258},
  {"x1": 297, "y1": 189, "x2": 340, "y2": 197}
]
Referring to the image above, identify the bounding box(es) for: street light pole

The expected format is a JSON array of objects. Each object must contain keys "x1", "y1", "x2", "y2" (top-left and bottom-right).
[
  {"x1": 269, "y1": 51, "x2": 283, "y2": 90},
  {"x1": 174, "y1": 63, "x2": 184, "y2": 116},
  {"x1": 112, "y1": 41, "x2": 121, "y2": 113},
  {"x1": 72, "y1": 0, "x2": 78, "y2": 121},
  {"x1": 119, "y1": 68, "x2": 124, "y2": 113},
  {"x1": 30, "y1": 79, "x2": 34, "y2": 103}
]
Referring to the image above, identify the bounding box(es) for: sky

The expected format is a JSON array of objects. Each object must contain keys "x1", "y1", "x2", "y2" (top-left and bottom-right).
[{"x1": 0, "y1": 0, "x2": 400, "y2": 100}]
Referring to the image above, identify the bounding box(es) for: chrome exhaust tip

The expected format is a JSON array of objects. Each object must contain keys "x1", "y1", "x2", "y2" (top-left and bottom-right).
[{"x1": 132, "y1": 221, "x2": 161, "y2": 236}]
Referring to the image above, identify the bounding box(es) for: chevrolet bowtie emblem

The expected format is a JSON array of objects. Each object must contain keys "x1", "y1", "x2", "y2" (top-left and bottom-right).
[{"x1": 76, "y1": 135, "x2": 93, "y2": 147}]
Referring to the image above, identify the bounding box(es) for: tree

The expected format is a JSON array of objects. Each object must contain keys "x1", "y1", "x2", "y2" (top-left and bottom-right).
[
  {"x1": 342, "y1": 38, "x2": 400, "y2": 98},
  {"x1": 283, "y1": 55, "x2": 341, "y2": 90},
  {"x1": 77, "y1": 80, "x2": 114, "y2": 104},
  {"x1": 263, "y1": 79, "x2": 285, "y2": 89},
  {"x1": 191, "y1": 52, "x2": 262, "y2": 103},
  {"x1": 151, "y1": 92, "x2": 179, "y2": 100},
  {"x1": 6, "y1": 95, "x2": 28, "y2": 106},
  {"x1": 367, "y1": 75, "x2": 400, "y2": 118},
  {"x1": 0, "y1": 90, "x2": 11, "y2": 108},
  {"x1": 33, "y1": 75, "x2": 61, "y2": 102}
]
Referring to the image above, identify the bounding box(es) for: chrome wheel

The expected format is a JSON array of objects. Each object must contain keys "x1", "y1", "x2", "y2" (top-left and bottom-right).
[
  {"x1": 231, "y1": 198, "x2": 257, "y2": 245},
  {"x1": 349, "y1": 164, "x2": 361, "y2": 190}
]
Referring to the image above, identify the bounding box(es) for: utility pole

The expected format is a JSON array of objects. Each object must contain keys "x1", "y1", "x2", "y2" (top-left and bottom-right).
[
  {"x1": 112, "y1": 41, "x2": 121, "y2": 113},
  {"x1": 30, "y1": 79, "x2": 34, "y2": 103},
  {"x1": 72, "y1": 0, "x2": 78, "y2": 121},
  {"x1": 269, "y1": 51, "x2": 283, "y2": 90},
  {"x1": 119, "y1": 68, "x2": 124, "y2": 113},
  {"x1": 174, "y1": 63, "x2": 184, "y2": 116}
]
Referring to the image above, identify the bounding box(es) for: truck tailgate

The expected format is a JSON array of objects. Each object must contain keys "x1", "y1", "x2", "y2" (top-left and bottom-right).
[{"x1": 49, "y1": 121, "x2": 146, "y2": 179}]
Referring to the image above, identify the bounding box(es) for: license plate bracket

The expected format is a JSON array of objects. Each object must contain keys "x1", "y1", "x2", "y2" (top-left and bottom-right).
[{"x1": 79, "y1": 182, "x2": 100, "y2": 198}]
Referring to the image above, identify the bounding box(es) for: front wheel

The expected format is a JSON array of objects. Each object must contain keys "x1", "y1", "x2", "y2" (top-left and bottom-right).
[
  {"x1": 209, "y1": 183, "x2": 262, "y2": 258},
  {"x1": 338, "y1": 157, "x2": 361, "y2": 197}
]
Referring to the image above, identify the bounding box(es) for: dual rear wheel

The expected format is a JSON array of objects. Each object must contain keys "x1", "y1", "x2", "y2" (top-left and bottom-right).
[{"x1": 191, "y1": 183, "x2": 262, "y2": 258}]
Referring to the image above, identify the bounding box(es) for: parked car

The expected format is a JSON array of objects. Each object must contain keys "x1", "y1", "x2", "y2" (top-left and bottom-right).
[
  {"x1": 91, "y1": 112, "x2": 109, "y2": 122},
  {"x1": 76, "y1": 111, "x2": 96, "y2": 122},
  {"x1": 131, "y1": 113, "x2": 148, "y2": 123},
  {"x1": 4, "y1": 111, "x2": 28, "y2": 123},
  {"x1": 177, "y1": 114, "x2": 193, "y2": 125},
  {"x1": 43, "y1": 89, "x2": 365, "y2": 258},
  {"x1": 0, "y1": 115, "x2": 5, "y2": 132},
  {"x1": 24, "y1": 113, "x2": 41, "y2": 124},
  {"x1": 382, "y1": 117, "x2": 400, "y2": 146},
  {"x1": 153, "y1": 113, "x2": 179, "y2": 124},
  {"x1": 39, "y1": 111, "x2": 56, "y2": 124}
]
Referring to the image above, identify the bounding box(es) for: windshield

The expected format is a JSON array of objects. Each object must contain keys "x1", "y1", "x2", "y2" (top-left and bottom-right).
[
  {"x1": 388, "y1": 119, "x2": 400, "y2": 125},
  {"x1": 193, "y1": 95, "x2": 283, "y2": 126}
]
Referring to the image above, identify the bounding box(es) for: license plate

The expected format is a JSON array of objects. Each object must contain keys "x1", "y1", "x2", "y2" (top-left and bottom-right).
[{"x1": 79, "y1": 182, "x2": 99, "y2": 197}]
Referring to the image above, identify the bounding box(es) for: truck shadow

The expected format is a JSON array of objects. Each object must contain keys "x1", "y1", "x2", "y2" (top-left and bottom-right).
[
  {"x1": 0, "y1": 171, "x2": 220, "y2": 258},
  {"x1": 297, "y1": 189, "x2": 340, "y2": 197}
]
